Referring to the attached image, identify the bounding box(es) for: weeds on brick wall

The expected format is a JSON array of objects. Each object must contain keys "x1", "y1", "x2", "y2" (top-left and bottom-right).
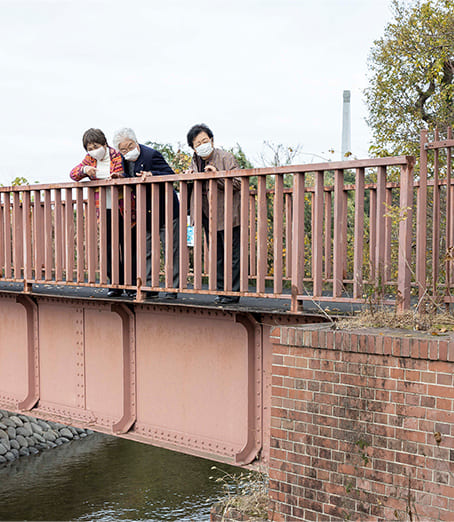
[{"x1": 209, "y1": 466, "x2": 269, "y2": 520}]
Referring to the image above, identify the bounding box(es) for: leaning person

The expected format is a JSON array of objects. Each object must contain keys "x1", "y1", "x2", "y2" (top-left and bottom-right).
[
  {"x1": 186, "y1": 123, "x2": 241, "y2": 304},
  {"x1": 113, "y1": 127, "x2": 179, "y2": 300},
  {"x1": 69, "y1": 128, "x2": 133, "y2": 298}
]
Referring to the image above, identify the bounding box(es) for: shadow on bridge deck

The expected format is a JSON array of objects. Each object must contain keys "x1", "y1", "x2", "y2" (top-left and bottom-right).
[{"x1": 0, "y1": 281, "x2": 361, "y2": 319}]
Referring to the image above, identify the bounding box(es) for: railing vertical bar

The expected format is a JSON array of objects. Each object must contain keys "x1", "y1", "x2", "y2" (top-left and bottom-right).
[
  {"x1": 3, "y1": 194, "x2": 11, "y2": 279},
  {"x1": 75, "y1": 188, "x2": 84, "y2": 283},
  {"x1": 353, "y1": 168, "x2": 365, "y2": 298},
  {"x1": 33, "y1": 190, "x2": 44, "y2": 281},
  {"x1": 249, "y1": 194, "x2": 256, "y2": 277},
  {"x1": 44, "y1": 190, "x2": 52, "y2": 281},
  {"x1": 375, "y1": 165, "x2": 387, "y2": 285},
  {"x1": 23, "y1": 191, "x2": 32, "y2": 281},
  {"x1": 208, "y1": 179, "x2": 218, "y2": 291},
  {"x1": 164, "y1": 182, "x2": 174, "y2": 289},
  {"x1": 193, "y1": 180, "x2": 203, "y2": 290},
  {"x1": 285, "y1": 193, "x2": 292, "y2": 278},
  {"x1": 369, "y1": 188, "x2": 377, "y2": 282},
  {"x1": 111, "y1": 186, "x2": 119, "y2": 286},
  {"x1": 87, "y1": 188, "x2": 96, "y2": 284},
  {"x1": 240, "y1": 178, "x2": 249, "y2": 292},
  {"x1": 333, "y1": 169, "x2": 344, "y2": 297},
  {"x1": 273, "y1": 175, "x2": 283, "y2": 294},
  {"x1": 99, "y1": 187, "x2": 107, "y2": 285},
  {"x1": 135, "y1": 184, "x2": 147, "y2": 290},
  {"x1": 397, "y1": 160, "x2": 414, "y2": 311},
  {"x1": 257, "y1": 176, "x2": 267, "y2": 294},
  {"x1": 384, "y1": 188, "x2": 392, "y2": 281},
  {"x1": 12, "y1": 192, "x2": 22, "y2": 279},
  {"x1": 178, "y1": 182, "x2": 188, "y2": 289},
  {"x1": 432, "y1": 129, "x2": 440, "y2": 295},
  {"x1": 417, "y1": 130, "x2": 428, "y2": 299},
  {"x1": 447, "y1": 127, "x2": 453, "y2": 290},
  {"x1": 324, "y1": 190, "x2": 332, "y2": 280},
  {"x1": 224, "y1": 178, "x2": 233, "y2": 291},
  {"x1": 123, "y1": 185, "x2": 132, "y2": 287},
  {"x1": 291, "y1": 172, "x2": 305, "y2": 295},
  {"x1": 54, "y1": 190, "x2": 63, "y2": 282},
  {"x1": 313, "y1": 171, "x2": 324, "y2": 297},
  {"x1": 65, "y1": 188, "x2": 74, "y2": 282},
  {"x1": 339, "y1": 190, "x2": 346, "y2": 282},
  {"x1": 0, "y1": 197, "x2": 4, "y2": 278},
  {"x1": 151, "y1": 183, "x2": 160, "y2": 289}
]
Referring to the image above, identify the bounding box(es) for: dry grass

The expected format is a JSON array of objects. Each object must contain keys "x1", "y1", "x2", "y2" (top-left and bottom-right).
[
  {"x1": 210, "y1": 466, "x2": 269, "y2": 521},
  {"x1": 336, "y1": 308, "x2": 454, "y2": 334}
]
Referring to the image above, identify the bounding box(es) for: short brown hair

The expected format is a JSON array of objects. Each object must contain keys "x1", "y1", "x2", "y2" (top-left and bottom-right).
[{"x1": 82, "y1": 128, "x2": 107, "y2": 150}]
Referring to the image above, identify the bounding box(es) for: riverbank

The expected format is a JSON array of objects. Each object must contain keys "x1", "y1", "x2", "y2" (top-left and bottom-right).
[{"x1": 0, "y1": 410, "x2": 93, "y2": 464}]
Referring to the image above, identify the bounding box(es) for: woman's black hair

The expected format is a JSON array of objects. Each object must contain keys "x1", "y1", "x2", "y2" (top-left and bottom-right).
[
  {"x1": 82, "y1": 128, "x2": 107, "y2": 150},
  {"x1": 187, "y1": 124, "x2": 213, "y2": 148}
]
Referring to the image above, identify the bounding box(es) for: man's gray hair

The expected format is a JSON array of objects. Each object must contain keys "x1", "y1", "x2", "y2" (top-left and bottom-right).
[{"x1": 112, "y1": 127, "x2": 138, "y2": 149}]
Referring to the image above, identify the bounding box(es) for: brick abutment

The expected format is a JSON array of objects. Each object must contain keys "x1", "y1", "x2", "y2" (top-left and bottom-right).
[{"x1": 267, "y1": 324, "x2": 454, "y2": 521}]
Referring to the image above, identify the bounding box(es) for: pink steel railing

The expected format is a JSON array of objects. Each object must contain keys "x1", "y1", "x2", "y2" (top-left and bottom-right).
[
  {"x1": 0, "y1": 155, "x2": 418, "y2": 311},
  {"x1": 418, "y1": 127, "x2": 454, "y2": 306}
]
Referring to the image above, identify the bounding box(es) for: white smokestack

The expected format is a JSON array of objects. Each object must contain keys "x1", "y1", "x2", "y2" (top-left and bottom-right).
[{"x1": 341, "y1": 90, "x2": 351, "y2": 160}]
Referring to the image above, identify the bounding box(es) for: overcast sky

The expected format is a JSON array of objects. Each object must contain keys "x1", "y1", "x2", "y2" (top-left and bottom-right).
[{"x1": 0, "y1": 0, "x2": 394, "y2": 185}]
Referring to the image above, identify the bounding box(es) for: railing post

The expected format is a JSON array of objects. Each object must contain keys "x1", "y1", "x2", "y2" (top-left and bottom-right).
[
  {"x1": 240, "y1": 178, "x2": 249, "y2": 292},
  {"x1": 313, "y1": 171, "x2": 324, "y2": 297},
  {"x1": 333, "y1": 169, "x2": 344, "y2": 297},
  {"x1": 447, "y1": 127, "x2": 453, "y2": 294},
  {"x1": 136, "y1": 183, "x2": 147, "y2": 298},
  {"x1": 291, "y1": 172, "x2": 305, "y2": 309},
  {"x1": 432, "y1": 129, "x2": 441, "y2": 297},
  {"x1": 397, "y1": 159, "x2": 414, "y2": 312},
  {"x1": 375, "y1": 166, "x2": 387, "y2": 286},
  {"x1": 353, "y1": 168, "x2": 365, "y2": 298},
  {"x1": 416, "y1": 130, "x2": 428, "y2": 300},
  {"x1": 257, "y1": 175, "x2": 267, "y2": 294},
  {"x1": 273, "y1": 175, "x2": 284, "y2": 295}
]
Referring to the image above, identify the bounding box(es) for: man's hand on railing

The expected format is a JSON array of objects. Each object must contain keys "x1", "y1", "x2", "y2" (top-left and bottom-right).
[
  {"x1": 110, "y1": 172, "x2": 124, "y2": 179},
  {"x1": 138, "y1": 171, "x2": 153, "y2": 179},
  {"x1": 204, "y1": 165, "x2": 217, "y2": 172}
]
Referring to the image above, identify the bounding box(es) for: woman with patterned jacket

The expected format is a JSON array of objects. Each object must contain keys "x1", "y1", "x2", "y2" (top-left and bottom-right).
[{"x1": 70, "y1": 128, "x2": 134, "y2": 298}]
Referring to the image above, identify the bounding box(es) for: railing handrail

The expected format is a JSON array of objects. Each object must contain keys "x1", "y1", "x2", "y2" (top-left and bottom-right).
[{"x1": 0, "y1": 155, "x2": 415, "y2": 193}]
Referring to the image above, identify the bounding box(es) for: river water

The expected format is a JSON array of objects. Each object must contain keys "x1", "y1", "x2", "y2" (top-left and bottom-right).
[{"x1": 0, "y1": 432, "x2": 241, "y2": 521}]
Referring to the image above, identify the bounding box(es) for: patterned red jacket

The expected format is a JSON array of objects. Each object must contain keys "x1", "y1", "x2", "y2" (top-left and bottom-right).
[{"x1": 70, "y1": 147, "x2": 134, "y2": 221}]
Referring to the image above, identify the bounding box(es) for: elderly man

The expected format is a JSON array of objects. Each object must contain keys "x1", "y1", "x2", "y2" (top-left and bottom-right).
[
  {"x1": 187, "y1": 123, "x2": 241, "y2": 305},
  {"x1": 113, "y1": 127, "x2": 179, "y2": 300}
]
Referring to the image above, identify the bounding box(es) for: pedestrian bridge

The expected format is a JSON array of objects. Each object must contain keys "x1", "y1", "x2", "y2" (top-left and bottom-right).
[{"x1": 0, "y1": 129, "x2": 452, "y2": 466}]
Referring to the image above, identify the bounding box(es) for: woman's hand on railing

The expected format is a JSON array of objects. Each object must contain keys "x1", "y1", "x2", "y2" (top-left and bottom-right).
[
  {"x1": 83, "y1": 166, "x2": 97, "y2": 177},
  {"x1": 184, "y1": 169, "x2": 194, "y2": 174},
  {"x1": 110, "y1": 172, "x2": 124, "y2": 179}
]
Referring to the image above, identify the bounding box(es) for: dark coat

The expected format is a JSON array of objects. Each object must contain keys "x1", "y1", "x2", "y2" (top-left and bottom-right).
[{"x1": 122, "y1": 144, "x2": 179, "y2": 227}]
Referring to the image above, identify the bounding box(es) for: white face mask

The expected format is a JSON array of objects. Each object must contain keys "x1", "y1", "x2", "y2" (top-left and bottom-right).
[
  {"x1": 195, "y1": 141, "x2": 213, "y2": 159},
  {"x1": 124, "y1": 147, "x2": 140, "y2": 162},
  {"x1": 88, "y1": 146, "x2": 106, "y2": 161}
]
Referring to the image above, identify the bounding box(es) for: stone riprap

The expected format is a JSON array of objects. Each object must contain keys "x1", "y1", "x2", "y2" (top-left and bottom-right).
[{"x1": 0, "y1": 410, "x2": 93, "y2": 464}]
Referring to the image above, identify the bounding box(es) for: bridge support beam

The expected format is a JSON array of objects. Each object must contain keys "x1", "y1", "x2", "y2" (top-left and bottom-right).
[
  {"x1": 111, "y1": 303, "x2": 136, "y2": 434},
  {"x1": 16, "y1": 295, "x2": 40, "y2": 411}
]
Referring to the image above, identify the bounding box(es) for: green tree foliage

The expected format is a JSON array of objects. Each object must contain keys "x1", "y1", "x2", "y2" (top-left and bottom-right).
[{"x1": 365, "y1": 0, "x2": 454, "y2": 157}]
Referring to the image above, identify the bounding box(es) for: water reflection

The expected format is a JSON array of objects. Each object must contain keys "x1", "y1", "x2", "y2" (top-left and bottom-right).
[{"x1": 0, "y1": 432, "x2": 240, "y2": 521}]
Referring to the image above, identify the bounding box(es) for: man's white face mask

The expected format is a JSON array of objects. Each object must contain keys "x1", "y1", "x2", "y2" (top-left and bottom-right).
[{"x1": 124, "y1": 147, "x2": 140, "y2": 162}]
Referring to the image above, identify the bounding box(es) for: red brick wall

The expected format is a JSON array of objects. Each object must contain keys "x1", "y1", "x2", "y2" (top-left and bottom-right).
[{"x1": 268, "y1": 324, "x2": 454, "y2": 521}]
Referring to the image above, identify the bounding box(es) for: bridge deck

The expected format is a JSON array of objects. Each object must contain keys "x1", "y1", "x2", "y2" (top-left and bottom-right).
[{"x1": 0, "y1": 281, "x2": 360, "y2": 317}]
